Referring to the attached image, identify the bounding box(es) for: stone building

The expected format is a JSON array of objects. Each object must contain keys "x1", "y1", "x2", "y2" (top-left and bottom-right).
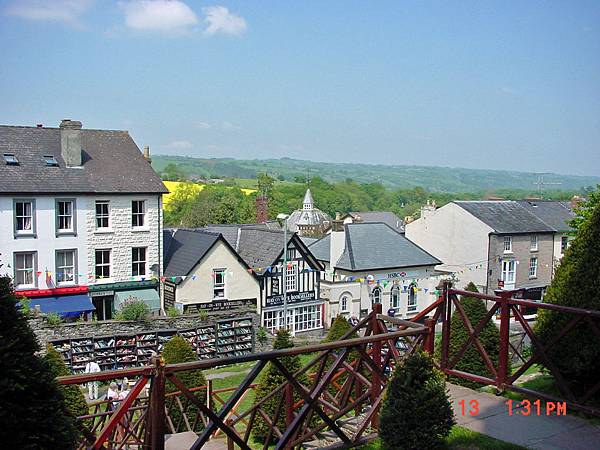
[{"x1": 286, "y1": 188, "x2": 332, "y2": 237}]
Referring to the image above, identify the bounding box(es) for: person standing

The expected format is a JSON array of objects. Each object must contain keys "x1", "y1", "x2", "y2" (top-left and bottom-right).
[
  {"x1": 107, "y1": 382, "x2": 119, "y2": 410},
  {"x1": 84, "y1": 358, "x2": 101, "y2": 400}
]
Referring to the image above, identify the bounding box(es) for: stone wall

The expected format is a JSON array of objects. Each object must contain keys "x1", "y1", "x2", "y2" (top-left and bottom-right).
[{"x1": 30, "y1": 307, "x2": 259, "y2": 353}]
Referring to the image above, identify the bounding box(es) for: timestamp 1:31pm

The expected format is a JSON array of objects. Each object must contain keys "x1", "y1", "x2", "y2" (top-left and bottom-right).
[{"x1": 505, "y1": 399, "x2": 567, "y2": 416}]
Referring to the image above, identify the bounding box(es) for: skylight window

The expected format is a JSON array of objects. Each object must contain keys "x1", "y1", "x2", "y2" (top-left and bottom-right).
[
  {"x1": 3, "y1": 154, "x2": 19, "y2": 165},
  {"x1": 43, "y1": 155, "x2": 59, "y2": 166}
]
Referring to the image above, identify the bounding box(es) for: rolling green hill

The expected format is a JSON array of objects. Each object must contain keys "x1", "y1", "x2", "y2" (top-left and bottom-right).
[{"x1": 152, "y1": 155, "x2": 599, "y2": 194}]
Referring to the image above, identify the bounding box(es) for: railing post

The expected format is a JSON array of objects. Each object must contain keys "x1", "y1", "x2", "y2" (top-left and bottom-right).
[
  {"x1": 207, "y1": 378, "x2": 212, "y2": 410},
  {"x1": 423, "y1": 318, "x2": 435, "y2": 355},
  {"x1": 440, "y1": 281, "x2": 452, "y2": 371},
  {"x1": 150, "y1": 356, "x2": 166, "y2": 450},
  {"x1": 370, "y1": 303, "x2": 382, "y2": 429},
  {"x1": 497, "y1": 290, "x2": 512, "y2": 391},
  {"x1": 226, "y1": 418, "x2": 234, "y2": 450}
]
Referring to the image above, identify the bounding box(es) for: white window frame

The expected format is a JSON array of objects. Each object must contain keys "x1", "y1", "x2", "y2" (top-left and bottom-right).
[
  {"x1": 503, "y1": 236, "x2": 513, "y2": 253},
  {"x1": 391, "y1": 286, "x2": 400, "y2": 309},
  {"x1": 263, "y1": 310, "x2": 282, "y2": 333},
  {"x1": 372, "y1": 287, "x2": 382, "y2": 305},
  {"x1": 132, "y1": 247, "x2": 147, "y2": 277},
  {"x1": 285, "y1": 262, "x2": 298, "y2": 292},
  {"x1": 14, "y1": 252, "x2": 36, "y2": 288},
  {"x1": 56, "y1": 249, "x2": 76, "y2": 285},
  {"x1": 132, "y1": 200, "x2": 146, "y2": 228},
  {"x1": 561, "y1": 236, "x2": 569, "y2": 254},
  {"x1": 293, "y1": 304, "x2": 322, "y2": 332},
  {"x1": 530, "y1": 234, "x2": 538, "y2": 251},
  {"x1": 407, "y1": 284, "x2": 418, "y2": 312},
  {"x1": 95, "y1": 201, "x2": 110, "y2": 229},
  {"x1": 95, "y1": 249, "x2": 111, "y2": 280},
  {"x1": 14, "y1": 200, "x2": 35, "y2": 235},
  {"x1": 213, "y1": 268, "x2": 226, "y2": 299},
  {"x1": 529, "y1": 257, "x2": 538, "y2": 278},
  {"x1": 501, "y1": 259, "x2": 516, "y2": 284},
  {"x1": 56, "y1": 199, "x2": 75, "y2": 234},
  {"x1": 340, "y1": 295, "x2": 349, "y2": 312}
]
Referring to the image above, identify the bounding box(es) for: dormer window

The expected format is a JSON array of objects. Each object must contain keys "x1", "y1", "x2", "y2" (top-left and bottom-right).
[
  {"x1": 43, "y1": 155, "x2": 59, "y2": 166},
  {"x1": 3, "y1": 154, "x2": 19, "y2": 165}
]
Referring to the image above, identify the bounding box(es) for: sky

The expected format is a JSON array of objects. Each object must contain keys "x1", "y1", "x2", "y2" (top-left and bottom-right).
[{"x1": 0, "y1": 1, "x2": 599, "y2": 176}]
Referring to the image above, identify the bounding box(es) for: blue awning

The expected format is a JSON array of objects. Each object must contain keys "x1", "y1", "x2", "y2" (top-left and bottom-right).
[{"x1": 29, "y1": 294, "x2": 96, "y2": 317}]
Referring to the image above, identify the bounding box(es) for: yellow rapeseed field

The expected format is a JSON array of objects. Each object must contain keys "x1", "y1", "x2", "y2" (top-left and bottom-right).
[{"x1": 162, "y1": 181, "x2": 255, "y2": 208}]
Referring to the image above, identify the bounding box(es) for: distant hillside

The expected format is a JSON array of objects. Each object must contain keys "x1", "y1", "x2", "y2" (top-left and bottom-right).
[{"x1": 152, "y1": 155, "x2": 599, "y2": 193}]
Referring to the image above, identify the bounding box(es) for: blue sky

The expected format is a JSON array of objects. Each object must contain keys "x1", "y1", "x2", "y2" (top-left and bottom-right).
[{"x1": 0, "y1": 1, "x2": 599, "y2": 176}]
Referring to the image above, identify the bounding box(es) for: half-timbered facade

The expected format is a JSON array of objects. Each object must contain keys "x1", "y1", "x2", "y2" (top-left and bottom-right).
[{"x1": 204, "y1": 224, "x2": 325, "y2": 334}]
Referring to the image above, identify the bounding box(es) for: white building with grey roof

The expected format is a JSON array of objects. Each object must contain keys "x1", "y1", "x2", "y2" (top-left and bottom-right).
[
  {"x1": 309, "y1": 216, "x2": 447, "y2": 325},
  {"x1": 406, "y1": 200, "x2": 575, "y2": 297},
  {"x1": 0, "y1": 120, "x2": 167, "y2": 321}
]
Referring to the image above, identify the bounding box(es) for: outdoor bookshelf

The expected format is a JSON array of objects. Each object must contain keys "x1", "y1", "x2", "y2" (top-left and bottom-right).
[{"x1": 49, "y1": 316, "x2": 255, "y2": 373}]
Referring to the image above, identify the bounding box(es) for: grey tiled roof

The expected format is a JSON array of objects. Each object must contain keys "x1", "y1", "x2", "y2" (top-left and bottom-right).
[
  {"x1": 516, "y1": 200, "x2": 575, "y2": 232},
  {"x1": 300, "y1": 236, "x2": 319, "y2": 246},
  {"x1": 308, "y1": 223, "x2": 441, "y2": 271},
  {"x1": 308, "y1": 234, "x2": 331, "y2": 261},
  {"x1": 454, "y1": 201, "x2": 555, "y2": 234},
  {"x1": 351, "y1": 211, "x2": 403, "y2": 231},
  {"x1": 0, "y1": 125, "x2": 167, "y2": 194},
  {"x1": 163, "y1": 229, "x2": 220, "y2": 279}
]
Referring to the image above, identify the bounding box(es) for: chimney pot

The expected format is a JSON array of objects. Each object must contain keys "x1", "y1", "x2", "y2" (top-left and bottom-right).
[
  {"x1": 143, "y1": 145, "x2": 152, "y2": 164},
  {"x1": 36, "y1": 123, "x2": 43, "y2": 128}
]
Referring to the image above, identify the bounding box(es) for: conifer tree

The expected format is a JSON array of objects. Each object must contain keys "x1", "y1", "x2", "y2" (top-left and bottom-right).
[
  {"x1": 447, "y1": 282, "x2": 503, "y2": 388},
  {"x1": 321, "y1": 315, "x2": 359, "y2": 395},
  {"x1": 45, "y1": 344, "x2": 89, "y2": 430},
  {"x1": 162, "y1": 335, "x2": 207, "y2": 432},
  {"x1": 535, "y1": 202, "x2": 600, "y2": 387},
  {"x1": 252, "y1": 329, "x2": 308, "y2": 444},
  {"x1": 380, "y1": 351, "x2": 454, "y2": 450},
  {"x1": 0, "y1": 275, "x2": 79, "y2": 449}
]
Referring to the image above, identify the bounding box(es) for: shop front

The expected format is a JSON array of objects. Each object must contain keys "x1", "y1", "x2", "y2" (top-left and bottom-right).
[
  {"x1": 88, "y1": 280, "x2": 160, "y2": 320},
  {"x1": 262, "y1": 291, "x2": 324, "y2": 334}
]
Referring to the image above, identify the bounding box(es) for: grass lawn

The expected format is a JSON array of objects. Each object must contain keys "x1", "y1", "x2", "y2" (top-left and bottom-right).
[{"x1": 358, "y1": 426, "x2": 526, "y2": 450}]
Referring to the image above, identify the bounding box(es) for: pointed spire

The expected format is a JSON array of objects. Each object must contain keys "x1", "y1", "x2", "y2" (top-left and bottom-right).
[{"x1": 303, "y1": 188, "x2": 314, "y2": 210}]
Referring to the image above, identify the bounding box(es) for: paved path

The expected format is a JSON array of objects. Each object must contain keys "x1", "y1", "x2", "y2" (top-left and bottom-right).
[{"x1": 448, "y1": 384, "x2": 600, "y2": 449}]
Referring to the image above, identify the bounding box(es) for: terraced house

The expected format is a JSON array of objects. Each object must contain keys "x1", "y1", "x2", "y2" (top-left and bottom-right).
[{"x1": 0, "y1": 120, "x2": 167, "y2": 319}]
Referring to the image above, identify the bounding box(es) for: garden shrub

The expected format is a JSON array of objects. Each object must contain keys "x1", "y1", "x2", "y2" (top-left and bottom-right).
[
  {"x1": 45, "y1": 344, "x2": 90, "y2": 429},
  {"x1": 380, "y1": 350, "x2": 454, "y2": 450},
  {"x1": 535, "y1": 201, "x2": 600, "y2": 389},
  {"x1": 447, "y1": 282, "x2": 504, "y2": 388},
  {"x1": 162, "y1": 335, "x2": 207, "y2": 432},
  {"x1": 115, "y1": 298, "x2": 150, "y2": 321},
  {"x1": 252, "y1": 329, "x2": 312, "y2": 444},
  {"x1": 0, "y1": 275, "x2": 79, "y2": 449}
]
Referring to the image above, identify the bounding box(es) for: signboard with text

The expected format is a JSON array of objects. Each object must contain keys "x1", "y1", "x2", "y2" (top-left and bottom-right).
[
  {"x1": 183, "y1": 298, "x2": 256, "y2": 314},
  {"x1": 265, "y1": 291, "x2": 316, "y2": 308},
  {"x1": 163, "y1": 282, "x2": 176, "y2": 310}
]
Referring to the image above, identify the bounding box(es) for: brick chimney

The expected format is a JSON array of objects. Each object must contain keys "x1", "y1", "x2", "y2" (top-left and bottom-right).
[
  {"x1": 143, "y1": 145, "x2": 152, "y2": 164},
  {"x1": 256, "y1": 195, "x2": 268, "y2": 223},
  {"x1": 59, "y1": 119, "x2": 82, "y2": 167}
]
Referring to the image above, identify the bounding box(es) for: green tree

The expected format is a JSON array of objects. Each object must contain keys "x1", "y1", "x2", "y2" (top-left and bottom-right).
[
  {"x1": 252, "y1": 329, "x2": 310, "y2": 444},
  {"x1": 0, "y1": 275, "x2": 79, "y2": 449},
  {"x1": 570, "y1": 185, "x2": 599, "y2": 232},
  {"x1": 162, "y1": 336, "x2": 207, "y2": 432},
  {"x1": 45, "y1": 344, "x2": 89, "y2": 430},
  {"x1": 161, "y1": 163, "x2": 185, "y2": 181},
  {"x1": 446, "y1": 282, "x2": 503, "y2": 389},
  {"x1": 535, "y1": 201, "x2": 600, "y2": 388},
  {"x1": 321, "y1": 316, "x2": 359, "y2": 395},
  {"x1": 257, "y1": 172, "x2": 276, "y2": 198},
  {"x1": 379, "y1": 351, "x2": 454, "y2": 450}
]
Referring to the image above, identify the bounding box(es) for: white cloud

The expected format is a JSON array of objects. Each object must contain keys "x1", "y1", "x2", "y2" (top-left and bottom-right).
[
  {"x1": 203, "y1": 6, "x2": 247, "y2": 36},
  {"x1": 167, "y1": 139, "x2": 193, "y2": 149},
  {"x1": 221, "y1": 121, "x2": 242, "y2": 130},
  {"x1": 4, "y1": 0, "x2": 93, "y2": 27},
  {"x1": 119, "y1": 0, "x2": 198, "y2": 33},
  {"x1": 194, "y1": 121, "x2": 212, "y2": 129}
]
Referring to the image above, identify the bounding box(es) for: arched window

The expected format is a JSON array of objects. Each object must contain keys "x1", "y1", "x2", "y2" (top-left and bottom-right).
[
  {"x1": 408, "y1": 283, "x2": 418, "y2": 311},
  {"x1": 391, "y1": 286, "x2": 400, "y2": 309},
  {"x1": 340, "y1": 295, "x2": 349, "y2": 312},
  {"x1": 372, "y1": 287, "x2": 382, "y2": 305}
]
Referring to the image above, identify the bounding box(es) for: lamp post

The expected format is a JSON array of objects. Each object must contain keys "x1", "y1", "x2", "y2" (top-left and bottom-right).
[{"x1": 276, "y1": 213, "x2": 290, "y2": 333}]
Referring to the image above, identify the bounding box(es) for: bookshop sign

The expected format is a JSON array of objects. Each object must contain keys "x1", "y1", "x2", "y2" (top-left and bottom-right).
[
  {"x1": 266, "y1": 291, "x2": 316, "y2": 308},
  {"x1": 184, "y1": 298, "x2": 256, "y2": 314}
]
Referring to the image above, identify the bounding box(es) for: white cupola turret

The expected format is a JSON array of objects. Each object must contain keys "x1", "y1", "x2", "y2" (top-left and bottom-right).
[{"x1": 303, "y1": 188, "x2": 314, "y2": 211}]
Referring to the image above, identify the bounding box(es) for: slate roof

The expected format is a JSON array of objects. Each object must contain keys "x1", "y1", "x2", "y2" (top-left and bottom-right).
[
  {"x1": 454, "y1": 201, "x2": 555, "y2": 234},
  {"x1": 350, "y1": 211, "x2": 404, "y2": 231},
  {"x1": 202, "y1": 224, "x2": 323, "y2": 272},
  {"x1": 163, "y1": 229, "x2": 221, "y2": 279},
  {"x1": 308, "y1": 222, "x2": 441, "y2": 271},
  {"x1": 0, "y1": 124, "x2": 167, "y2": 194},
  {"x1": 516, "y1": 200, "x2": 575, "y2": 232}
]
